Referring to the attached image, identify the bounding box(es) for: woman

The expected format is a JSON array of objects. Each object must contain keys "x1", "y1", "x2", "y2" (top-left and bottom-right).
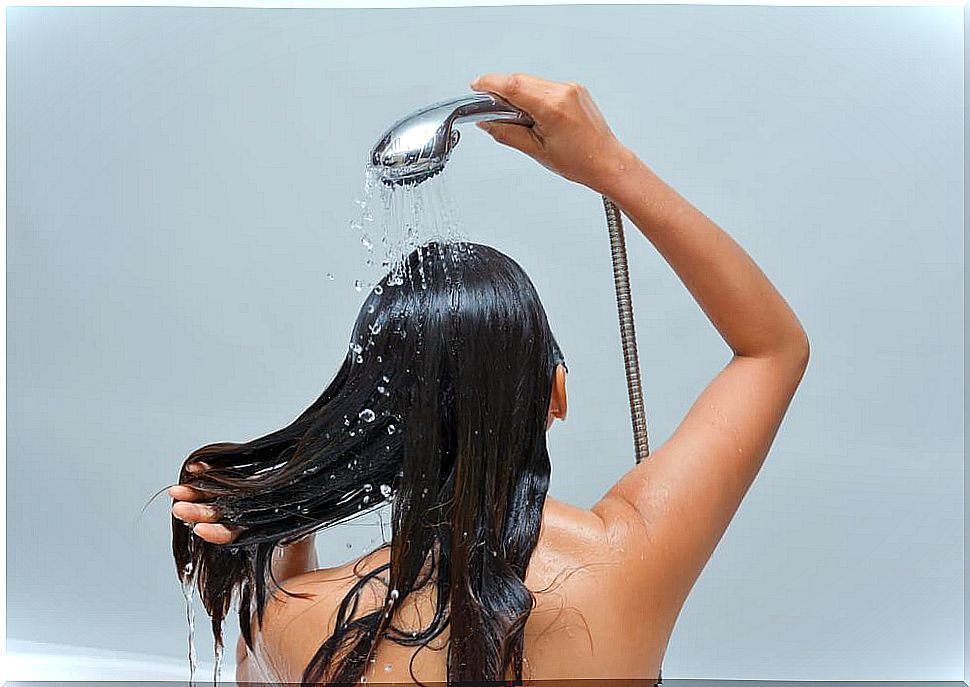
[{"x1": 168, "y1": 72, "x2": 810, "y2": 686}]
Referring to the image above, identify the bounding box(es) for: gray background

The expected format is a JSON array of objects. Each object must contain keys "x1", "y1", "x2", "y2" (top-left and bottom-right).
[{"x1": 6, "y1": 4, "x2": 964, "y2": 681}]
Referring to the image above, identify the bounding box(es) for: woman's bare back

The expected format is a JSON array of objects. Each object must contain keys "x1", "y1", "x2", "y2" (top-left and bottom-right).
[{"x1": 238, "y1": 495, "x2": 674, "y2": 685}]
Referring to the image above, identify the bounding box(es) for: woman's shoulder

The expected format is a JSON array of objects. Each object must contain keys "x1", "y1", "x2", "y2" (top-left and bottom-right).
[{"x1": 245, "y1": 556, "x2": 387, "y2": 683}]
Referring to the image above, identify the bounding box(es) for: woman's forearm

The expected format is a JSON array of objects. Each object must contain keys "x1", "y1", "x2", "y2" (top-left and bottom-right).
[
  {"x1": 601, "y1": 148, "x2": 809, "y2": 359},
  {"x1": 270, "y1": 535, "x2": 319, "y2": 582}
]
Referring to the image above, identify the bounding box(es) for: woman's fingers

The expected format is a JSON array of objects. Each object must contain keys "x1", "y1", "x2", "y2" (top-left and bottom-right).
[
  {"x1": 168, "y1": 484, "x2": 207, "y2": 502},
  {"x1": 192, "y1": 523, "x2": 241, "y2": 545},
  {"x1": 468, "y1": 72, "x2": 628, "y2": 195},
  {"x1": 470, "y1": 72, "x2": 560, "y2": 119},
  {"x1": 171, "y1": 501, "x2": 243, "y2": 544},
  {"x1": 172, "y1": 500, "x2": 220, "y2": 523}
]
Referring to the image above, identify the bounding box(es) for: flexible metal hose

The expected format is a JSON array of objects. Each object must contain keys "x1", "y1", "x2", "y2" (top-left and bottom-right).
[{"x1": 601, "y1": 195, "x2": 650, "y2": 464}]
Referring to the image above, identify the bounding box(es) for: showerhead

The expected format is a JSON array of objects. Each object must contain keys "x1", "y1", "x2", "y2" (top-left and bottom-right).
[{"x1": 369, "y1": 92, "x2": 534, "y2": 188}]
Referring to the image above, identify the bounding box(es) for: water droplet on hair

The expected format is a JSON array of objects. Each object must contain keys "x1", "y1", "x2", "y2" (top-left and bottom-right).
[
  {"x1": 366, "y1": 304, "x2": 375, "y2": 314},
  {"x1": 377, "y1": 385, "x2": 386, "y2": 394},
  {"x1": 382, "y1": 374, "x2": 390, "y2": 383},
  {"x1": 363, "y1": 483, "x2": 373, "y2": 492},
  {"x1": 380, "y1": 484, "x2": 392, "y2": 498},
  {"x1": 363, "y1": 495, "x2": 370, "y2": 504},
  {"x1": 390, "y1": 588, "x2": 400, "y2": 600},
  {"x1": 350, "y1": 342, "x2": 363, "y2": 354},
  {"x1": 359, "y1": 408, "x2": 376, "y2": 423},
  {"x1": 387, "y1": 424, "x2": 397, "y2": 434},
  {"x1": 376, "y1": 355, "x2": 383, "y2": 363},
  {"x1": 369, "y1": 323, "x2": 382, "y2": 335},
  {"x1": 374, "y1": 285, "x2": 383, "y2": 295},
  {"x1": 356, "y1": 355, "x2": 364, "y2": 363}
]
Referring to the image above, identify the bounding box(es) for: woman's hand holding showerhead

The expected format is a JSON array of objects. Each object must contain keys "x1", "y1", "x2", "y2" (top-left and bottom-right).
[
  {"x1": 469, "y1": 72, "x2": 637, "y2": 195},
  {"x1": 169, "y1": 462, "x2": 243, "y2": 545}
]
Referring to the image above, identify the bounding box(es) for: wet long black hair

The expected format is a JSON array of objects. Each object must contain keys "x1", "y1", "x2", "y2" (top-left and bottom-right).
[{"x1": 171, "y1": 240, "x2": 566, "y2": 686}]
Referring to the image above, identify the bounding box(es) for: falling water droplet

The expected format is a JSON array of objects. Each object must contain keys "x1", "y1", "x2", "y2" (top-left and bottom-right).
[
  {"x1": 354, "y1": 280, "x2": 363, "y2": 292},
  {"x1": 326, "y1": 273, "x2": 335, "y2": 281},
  {"x1": 362, "y1": 236, "x2": 374, "y2": 250},
  {"x1": 384, "y1": 663, "x2": 393, "y2": 672}
]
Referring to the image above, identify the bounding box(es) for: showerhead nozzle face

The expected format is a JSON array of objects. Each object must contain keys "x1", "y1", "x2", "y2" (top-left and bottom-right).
[{"x1": 378, "y1": 165, "x2": 444, "y2": 188}]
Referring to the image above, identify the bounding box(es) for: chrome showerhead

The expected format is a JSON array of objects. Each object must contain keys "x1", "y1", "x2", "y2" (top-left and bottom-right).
[{"x1": 369, "y1": 92, "x2": 534, "y2": 188}]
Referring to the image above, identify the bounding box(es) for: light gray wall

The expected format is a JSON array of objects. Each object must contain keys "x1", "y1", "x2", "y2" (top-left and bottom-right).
[
  {"x1": 963, "y1": 4, "x2": 970, "y2": 684},
  {"x1": 7, "y1": 4, "x2": 963, "y2": 680}
]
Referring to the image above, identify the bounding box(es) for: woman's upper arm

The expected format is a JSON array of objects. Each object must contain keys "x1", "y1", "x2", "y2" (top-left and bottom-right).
[{"x1": 592, "y1": 347, "x2": 809, "y2": 610}]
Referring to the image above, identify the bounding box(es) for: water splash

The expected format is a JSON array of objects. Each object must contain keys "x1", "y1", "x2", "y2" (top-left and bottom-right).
[
  {"x1": 181, "y1": 561, "x2": 198, "y2": 686},
  {"x1": 343, "y1": 161, "x2": 466, "y2": 295},
  {"x1": 213, "y1": 641, "x2": 223, "y2": 686}
]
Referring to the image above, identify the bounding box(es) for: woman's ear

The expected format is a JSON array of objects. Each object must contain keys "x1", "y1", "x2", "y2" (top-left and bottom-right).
[{"x1": 549, "y1": 363, "x2": 568, "y2": 423}]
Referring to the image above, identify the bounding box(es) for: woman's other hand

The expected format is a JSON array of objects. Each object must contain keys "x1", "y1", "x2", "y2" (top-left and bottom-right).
[
  {"x1": 469, "y1": 72, "x2": 635, "y2": 195},
  {"x1": 170, "y1": 462, "x2": 243, "y2": 545}
]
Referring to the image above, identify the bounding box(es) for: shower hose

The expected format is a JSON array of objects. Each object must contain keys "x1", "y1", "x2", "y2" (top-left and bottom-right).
[{"x1": 601, "y1": 195, "x2": 650, "y2": 464}]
